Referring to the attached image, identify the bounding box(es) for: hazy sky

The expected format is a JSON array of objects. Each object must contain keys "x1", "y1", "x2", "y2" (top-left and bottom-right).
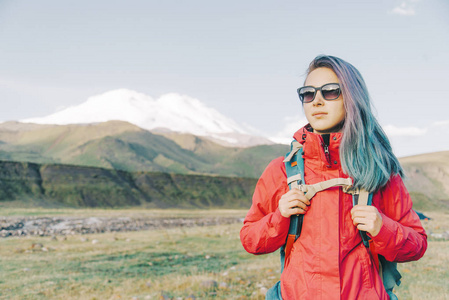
[{"x1": 0, "y1": 0, "x2": 448, "y2": 157}]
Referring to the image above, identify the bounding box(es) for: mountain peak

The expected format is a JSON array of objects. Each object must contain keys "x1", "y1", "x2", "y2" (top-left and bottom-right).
[
  {"x1": 21, "y1": 89, "x2": 270, "y2": 146},
  {"x1": 85, "y1": 88, "x2": 155, "y2": 110}
]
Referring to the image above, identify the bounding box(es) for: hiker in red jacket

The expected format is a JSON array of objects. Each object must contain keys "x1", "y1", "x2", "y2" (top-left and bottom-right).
[{"x1": 240, "y1": 55, "x2": 427, "y2": 299}]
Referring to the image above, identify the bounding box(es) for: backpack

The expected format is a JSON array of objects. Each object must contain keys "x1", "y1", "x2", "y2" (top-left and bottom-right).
[{"x1": 266, "y1": 140, "x2": 402, "y2": 300}]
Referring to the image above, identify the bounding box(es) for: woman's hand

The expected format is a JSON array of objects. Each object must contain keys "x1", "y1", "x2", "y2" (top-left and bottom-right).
[
  {"x1": 350, "y1": 205, "x2": 383, "y2": 237},
  {"x1": 278, "y1": 188, "x2": 310, "y2": 218}
]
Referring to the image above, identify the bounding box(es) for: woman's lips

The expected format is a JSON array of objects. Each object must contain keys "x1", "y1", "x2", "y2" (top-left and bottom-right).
[{"x1": 312, "y1": 112, "x2": 327, "y2": 117}]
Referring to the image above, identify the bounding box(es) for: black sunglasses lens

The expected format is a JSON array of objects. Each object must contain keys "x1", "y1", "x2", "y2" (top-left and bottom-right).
[
  {"x1": 299, "y1": 88, "x2": 315, "y2": 103},
  {"x1": 321, "y1": 84, "x2": 340, "y2": 100}
]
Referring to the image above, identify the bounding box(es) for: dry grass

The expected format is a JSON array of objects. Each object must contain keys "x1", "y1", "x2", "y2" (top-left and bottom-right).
[
  {"x1": 394, "y1": 211, "x2": 449, "y2": 299},
  {"x1": 0, "y1": 207, "x2": 248, "y2": 218},
  {"x1": 0, "y1": 209, "x2": 447, "y2": 299}
]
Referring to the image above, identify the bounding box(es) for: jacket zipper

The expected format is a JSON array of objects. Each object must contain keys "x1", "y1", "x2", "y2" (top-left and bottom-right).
[{"x1": 321, "y1": 137, "x2": 332, "y2": 167}]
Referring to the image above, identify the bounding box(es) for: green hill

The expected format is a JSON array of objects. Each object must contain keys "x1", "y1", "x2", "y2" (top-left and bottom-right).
[
  {"x1": 0, "y1": 121, "x2": 288, "y2": 178},
  {"x1": 399, "y1": 151, "x2": 449, "y2": 211},
  {"x1": 0, "y1": 160, "x2": 257, "y2": 208}
]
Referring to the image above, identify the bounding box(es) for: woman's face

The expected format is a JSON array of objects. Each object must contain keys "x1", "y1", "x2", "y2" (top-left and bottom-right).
[{"x1": 303, "y1": 67, "x2": 345, "y2": 135}]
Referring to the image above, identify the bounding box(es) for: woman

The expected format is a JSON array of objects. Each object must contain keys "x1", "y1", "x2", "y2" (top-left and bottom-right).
[{"x1": 240, "y1": 55, "x2": 427, "y2": 299}]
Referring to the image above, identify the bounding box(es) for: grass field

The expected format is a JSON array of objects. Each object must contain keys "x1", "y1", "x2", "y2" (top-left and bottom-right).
[{"x1": 0, "y1": 209, "x2": 448, "y2": 299}]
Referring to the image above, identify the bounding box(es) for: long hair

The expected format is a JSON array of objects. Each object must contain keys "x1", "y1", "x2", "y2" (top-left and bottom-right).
[{"x1": 306, "y1": 55, "x2": 403, "y2": 192}]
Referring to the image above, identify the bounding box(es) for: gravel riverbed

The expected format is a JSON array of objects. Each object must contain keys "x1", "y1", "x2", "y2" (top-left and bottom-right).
[{"x1": 0, "y1": 215, "x2": 244, "y2": 238}]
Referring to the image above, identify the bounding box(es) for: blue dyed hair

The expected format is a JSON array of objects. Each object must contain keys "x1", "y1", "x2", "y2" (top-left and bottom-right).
[{"x1": 306, "y1": 55, "x2": 403, "y2": 192}]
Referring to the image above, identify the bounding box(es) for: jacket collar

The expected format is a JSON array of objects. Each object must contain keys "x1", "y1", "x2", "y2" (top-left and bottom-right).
[{"x1": 292, "y1": 124, "x2": 343, "y2": 169}]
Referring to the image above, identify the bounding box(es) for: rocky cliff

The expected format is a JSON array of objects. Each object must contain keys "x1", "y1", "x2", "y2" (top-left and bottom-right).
[{"x1": 0, "y1": 160, "x2": 257, "y2": 208}]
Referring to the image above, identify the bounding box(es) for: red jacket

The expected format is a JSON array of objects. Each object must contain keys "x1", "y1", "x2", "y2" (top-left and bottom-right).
[{"x1": 240, "y1": 126, "x2": 427, "y2": 299}]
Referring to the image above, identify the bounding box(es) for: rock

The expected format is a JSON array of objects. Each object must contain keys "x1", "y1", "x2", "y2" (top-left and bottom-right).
[
  {"x1": 430, "y1": 232, "x2": 449, "y2": 240},
  {"x1": 1, "y1": 229, "x2": 11, "y2": 237},
  {"x1": 201, "y1": 280, "x2": 218, "y2": 289},
  {"x1": 92, "y1": 239, "x2": 99, "y2": 244}
]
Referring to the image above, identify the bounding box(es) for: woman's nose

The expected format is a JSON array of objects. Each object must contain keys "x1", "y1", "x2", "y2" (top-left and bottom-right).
[{"x1": 313, "y1": 91, "x2": 325, "y2": 106}]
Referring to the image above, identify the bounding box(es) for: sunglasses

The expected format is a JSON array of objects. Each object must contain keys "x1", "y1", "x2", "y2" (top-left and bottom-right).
[{"x1": 297, "y1": 83, "x2": 341, "y2": 103}]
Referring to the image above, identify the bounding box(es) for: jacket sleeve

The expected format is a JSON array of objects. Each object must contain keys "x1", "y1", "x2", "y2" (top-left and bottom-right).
[
  {"x1": 370, "y1": 174, "x2": 428, "y2": 262},
  {"x1": 240, "y1": 157, "x2": 291, "y2": 255}
]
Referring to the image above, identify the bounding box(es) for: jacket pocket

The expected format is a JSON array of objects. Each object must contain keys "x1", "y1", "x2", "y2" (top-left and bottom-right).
[{"x1": 355, "y1": 245, "x2": 374, "y2": 289}]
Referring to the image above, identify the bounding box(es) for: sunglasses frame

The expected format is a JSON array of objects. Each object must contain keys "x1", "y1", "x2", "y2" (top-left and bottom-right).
[{"x1": 297, "y1": 83, "x2": 341, "y2": 103}]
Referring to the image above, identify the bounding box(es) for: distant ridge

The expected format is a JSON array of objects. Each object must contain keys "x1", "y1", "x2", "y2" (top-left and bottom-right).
[
  {"x1": 0, "y1": 121, "x2": 288, "y2": 179},
  {"x1": 399, "y1": 150, "x2": 449, "y2": 211},
  {"x1": 21, "y1": 89, "x2": 273, "y2": 147}
]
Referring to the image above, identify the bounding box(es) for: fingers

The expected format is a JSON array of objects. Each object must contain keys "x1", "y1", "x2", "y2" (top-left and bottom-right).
[
  {"x1": 352, "y1": 216, "x2": 370, "y2": 228},
  {"x1": 286, "y1": 206, "x2": 307, "y2": 216},
  {"x1": 279, "y1": 205, "x2": 307, "y2": 218},
  {"x1": 354, "y1": 223, "x2": 370, "y2": 232},
  {"x1": 279, "y1": 189, "x2": 310, "y2": 218},
  {"x1": 287, "y1": 199, "x2": 309, "y2": 210},
  {"x1": 350, "y1": 205, "x2": 377, "y2": 220},
  {"x1": 350, "y1": 205, "x2": 383, "y2": 237},
  {"x1": 285, "y1": 189, "x2": 310, "y2": 205}
]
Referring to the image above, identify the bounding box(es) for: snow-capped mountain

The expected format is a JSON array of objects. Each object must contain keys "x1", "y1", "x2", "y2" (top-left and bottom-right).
[{"x1": 22, "y1": 89, "x2": 273, "y2": 147}]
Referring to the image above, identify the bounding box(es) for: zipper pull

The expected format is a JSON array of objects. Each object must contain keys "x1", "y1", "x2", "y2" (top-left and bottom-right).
[{"x1": 323, "y1": 144, "x2": 331, "y2": 167}]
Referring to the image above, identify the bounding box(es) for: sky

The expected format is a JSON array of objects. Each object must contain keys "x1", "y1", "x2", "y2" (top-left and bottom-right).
[{"x1": 0, "y1": 0, "x2": 448, "y2": 157}]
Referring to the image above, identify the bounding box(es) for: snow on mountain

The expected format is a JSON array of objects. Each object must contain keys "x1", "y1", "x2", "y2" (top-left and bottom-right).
[{"x1": 22, "y1": 89, "x2": 272, "y2": 146}]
